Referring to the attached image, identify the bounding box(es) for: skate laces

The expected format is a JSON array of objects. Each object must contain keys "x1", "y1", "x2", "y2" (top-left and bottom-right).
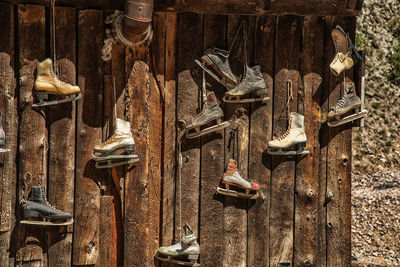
[
  {"x1": 41, "y1": 189, "x2": 57, "y2": 210},
  {"x1": 277, "y1": 119, "x2": 292, "y2": 141},
  {"x1": 332, "y1": 94, "x2": 347, "y2": 111},
  {"x1": 48, "y1": 65, "x2": 73, "y2": 87}
]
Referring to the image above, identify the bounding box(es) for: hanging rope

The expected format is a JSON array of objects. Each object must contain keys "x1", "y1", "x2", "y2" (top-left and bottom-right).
[
  {"x1": 178, "y1": 140, "x2": 182, "y2": 238},
  {"x1": 51, "y1": 0, "x2": 57, "y2": 75}
]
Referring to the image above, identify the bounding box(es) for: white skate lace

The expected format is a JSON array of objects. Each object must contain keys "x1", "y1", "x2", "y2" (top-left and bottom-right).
[
  {"x1": 331, "y1": 94, "x2": 347, "y2": 111},
  {"x1": 49, "y1": 66, "x2": 73, "y2": 87}
]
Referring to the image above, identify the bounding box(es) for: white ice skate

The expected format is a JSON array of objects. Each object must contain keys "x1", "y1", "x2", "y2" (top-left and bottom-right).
[
  {"x1": 217, "y1": 159, "x2": 259, "y2": 199},
  {"x1": 155, "y1": 223, "x2": 200, "y2": 266},
  {"x1": 0, "y1": 112, "x2": 10, "y2": 153},
  {"x1": 92, "y1": 118, "x2": 139, "y2": 168},
  {"x1": 33, "y1": 58, "x2": 81, "y2": 107},
  {"x1": 267, "y1": 112, "x2": 310, "y2": 156}
]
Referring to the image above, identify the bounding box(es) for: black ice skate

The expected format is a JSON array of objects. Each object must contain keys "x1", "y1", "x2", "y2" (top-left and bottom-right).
[
  {"x1": 155, "y1": 223, "x2": 200, "y2": 266},
  {"x1": 223, "y1": 65, "x2": 269, "y2": 103},
  {"x1": 0, "y1": 112, "x2": 10, "y2": 153},
  {"x1": 327, "y1": 81, "x2": 367, "y2": 127},
  {"x1": 184, "y1": 92, "x2": 229, "y2": 139},
  {"x1": 21, "y1": 186, "x2": 73, "y2": 226}
]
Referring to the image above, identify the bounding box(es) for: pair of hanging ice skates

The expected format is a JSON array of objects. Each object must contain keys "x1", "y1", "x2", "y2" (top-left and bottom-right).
[
  {"x1": 327, "y1": 25, "x2": 367, "y2": 127},
  {"x1": 184, "y1": 22, "x2": 268, "y2": 140}
]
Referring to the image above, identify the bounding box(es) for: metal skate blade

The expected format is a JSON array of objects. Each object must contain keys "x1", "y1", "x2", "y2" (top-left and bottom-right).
[
  {"x1": 0, "y1": 148, "x2": 10, "y2": 153},
  {"x1": 93, "y1": 150, "x2": 137, "y2": 160},
  {"x1": 20, "y1": 218, "x2": 74, "y2": 226},
  {"x1": 186, "y1": 121, "x2": 230, "y2": 139},
  {"x1": 95, "y1": 155, "x2": 139, "y2": 169},
  {"x1": 223, "y1": 94, "x2": 270, "y2": 104},
  {"x1": 216, "y1": 186, "x2": 258, "y2": 199},
  {"x1": 327, "y1": 109, "x2": 367, "y2": 127},
  {"x1": 195, "y1": 59, "x2": 234, "y2": 89},
  {"x1": 155, "y1": 252, "x2": 200, "y2": 266},
  {"x1": 266, "y1": 148, "x2": 310, "y2": 156},
  {"x1": 32, "y1": 92, "x2": 82, "y2": 107}
]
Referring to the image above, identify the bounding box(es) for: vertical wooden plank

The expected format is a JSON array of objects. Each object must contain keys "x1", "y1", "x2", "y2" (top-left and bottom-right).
[
  {"x1": 98, "y1": 196, "x2": 114, "y2": 266},
  {"x1": 294, "y1": 16, "x2": 324, "y2": 267},
  {"x1": 269, "y1": 15, "x2": 301, "y2": 267},
  {"x1": 223, "y1": 15, "x2": 255, "y2": 267},
  {"x1": 0, "y1": 4, "x2": 18, "y2": 266},
  {"x1": 73, "y1": 9, "x2": 103, "y2": 265},
  {"x1": 175, "y1": 12, "x2": 202, "y2": 240},
  {"x1": 247, "y1": 15, "x2": 275, "y2": 267},
  {"x1": 47, "y1": 6, "x2": 76, "y2": 267},
  {"x1": 16, "y1": 4, "x2": 47, "y2": 265},
  {"x1": 124, "y1": 44, "x2": 153, "y2": 266},
  {"x1": 347, "y1": 0, "x2": 358, "y2": 9},
  {"x1": 161, "y1": 12, "x2": 177, "y2": 248},
  {"x1": 148, "y1": 11, "x2": 164, "y2": 260},
  {"x1": 326, "y1": 16, "x2": 354, "y2": 267},
  {"x1": 198, "y1": 14, "x2": 226, "y2": 267}
]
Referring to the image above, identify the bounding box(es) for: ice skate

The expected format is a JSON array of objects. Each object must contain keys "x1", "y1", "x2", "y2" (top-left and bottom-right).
[
  {"x1": 21, "y1": 186, "x2": 73, "y2": 226},
  {"x1": 155, "y1": 223, "x2": 200, "y2": 266},
  {"x1": 217, "y1": 159, "x2": 259, "y2": 199},
  {"x1": 195, "y1": 49, "x2": 239, "y2": 90},
  {"x1": 330, "y1": 25, "x2": 363, "y2": 76},
  {"x1": 33, "y1": 58, "x2": 81, "y2": 107},
  {"x1": 267, "y1": 112, "x2": 310, "y2": 156},
  {"x1": 327, "y1": 81, "x2": 367, "y2": 127},
  {"x1": 0, "y1": 112, "x2": 10, "y2": 153},
  {"x1": 185, "y1": 92, "x2": 229, "y2": 139},
  {"x1": 93, "y1": 118, "x2": 139, "y2": 168},
  {"x1": 223, "y1": 65, "x2": 269, "y2": 103}
]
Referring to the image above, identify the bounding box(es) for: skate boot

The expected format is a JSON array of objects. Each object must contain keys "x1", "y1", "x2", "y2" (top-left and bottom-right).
[
  {"x1": 327, "y1": 82, "x2": 367, "y2": 127},
  {"x1": 329, "y1": 25, "x2": 363, "y2": 76},
  {"x1": 217, "y1": 159, "x2": 259, "y2": 199},
  {"x1": 155, "y1": 223, "x2": 200, "y2": 266},
  {"x1": 185, "y1": 92, "x2": 230, "y2": 139},
  {"x1": 195, "y1": 48, "x2": 239, "y2": 90},
  {"x1": 33, "y1": 58, "x2": 81, "y2": 107},
  {"x1": 21, "y1": 186, "x2": 73, "y2": 226},
  {"x1": 0, "y1": 112, "x2": 10, "y2": 153},
  {"x1": 93, "y1": 118, "x2": 139, "y2": 168},
  {"x1": 267, "y1": 112, "x2": 310, "y2": 156},
  {"x1": 223, "y1": 65, "x2": 268, "y2": 103}
]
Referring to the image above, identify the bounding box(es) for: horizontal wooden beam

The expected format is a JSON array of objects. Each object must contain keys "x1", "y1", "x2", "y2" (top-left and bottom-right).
[{"x1": 0, "y1": 0, "x2": 359, "y2": 16}]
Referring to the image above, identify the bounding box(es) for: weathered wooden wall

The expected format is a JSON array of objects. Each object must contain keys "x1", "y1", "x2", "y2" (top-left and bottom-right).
[{"x1": 0, "y1": 2, "x2": 362, "y2": 266}]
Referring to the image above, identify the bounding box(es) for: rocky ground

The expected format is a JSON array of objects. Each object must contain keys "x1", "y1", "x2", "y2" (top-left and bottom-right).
[{"x1": 352, "y1": 0, "x2": 400, "y2": 265}]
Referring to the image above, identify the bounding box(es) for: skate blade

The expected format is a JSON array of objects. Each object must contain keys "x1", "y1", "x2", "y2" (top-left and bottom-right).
[
  {"x1": 195, "y1": 59, "x2": 235, "y2": 89},
  {"x1": 216, "y1": 186, "x2": 258, "y2": 199},
  {"x1": 327, "y1": 110, "x2": 367, "y2": 127},
  {"x1": 0, "y1": 148, "x2": 10, "y2": 153},
  {"x1": 94, "y1": 155, "x2": 139, "y2": 169},
  {"x1": 20, "y1": 218, "x2": 74, "y2": 226},
  {"x1": 266, "y1": 148, "x2": 310, "y2": 156},
  {"x1": 155, "y1": 252, "x2": 200, "y2": 266},
  {"x1": 93, "y1": 146, "x2": 135, "y2": 159},
  {"x1": 223, "y1": 94, "x2": 269, "y2": 104},
  {"x1": 32, "y1": 92, "x2": 82, "y2": 107},
  {"x1": 186, "y1": 121, "x2": 230, "y2": 139}
]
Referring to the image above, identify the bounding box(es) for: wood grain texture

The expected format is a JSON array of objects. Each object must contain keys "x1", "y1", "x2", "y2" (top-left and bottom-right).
[
  {"x1": 175, "y1": 12, "x2": 202, "y2": 240},
  {"x1": 294, "y1": 15, "x2": 324, "y2": 267},
  {"x1": 73, "y1": 9, "x2": 103, "y2": 265},
  {"x1": 16, "y1": 4, "x2": 47, "y2": 265},
  {"x1": 326, "y1": 16, "x2": 354, "y2": 267},
  {"x1": 148, "y1": 11, "x2": 163, "y2": 261},
  {"x1": 198, "y1": 14, "x2": 226, "y2": 267},
  {"x1": 99, "y1": 196, "x2": 114, "y2": 266},
  {"x1": 161, "y1": 12, "x2": 177, "y2": 248},
  {"x1": 222, "y1": 15, "x2": 255, "y2": 267},
  {"x1": 124, "y1": 44, "x2": 153, "y2": 266},
  {"x1": 47, "y1": 7, "x2": 76, "y2": 267},
  {"x1": 269, "y1": 14, "x2": 301, "y2": 267},
  {"x1": 0, "y1": 4, "x2": 18, "y2": 266},
  {"x1": 247, "y1": 15, "x2": 275, "y2": 267}
]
